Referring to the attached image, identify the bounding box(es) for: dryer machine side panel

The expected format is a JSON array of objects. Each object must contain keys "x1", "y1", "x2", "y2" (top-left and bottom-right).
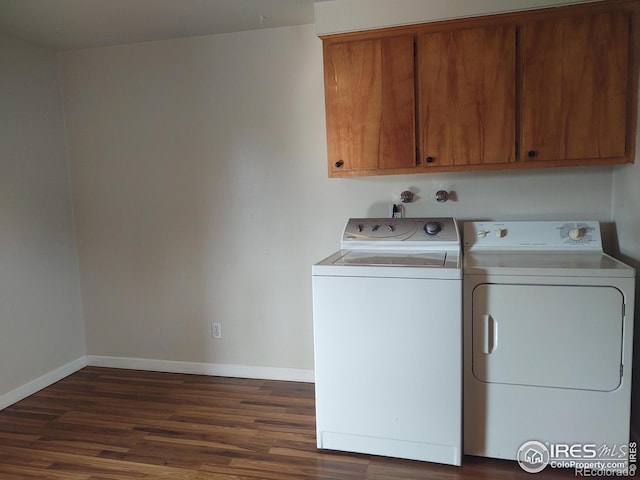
[{"x1": 472, "y1": 284, "x2": 623, "y2": 392}]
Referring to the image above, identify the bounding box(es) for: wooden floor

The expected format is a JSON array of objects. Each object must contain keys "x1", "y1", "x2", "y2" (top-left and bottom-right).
[{"x1": 0, "y1": 367, "x2": 575, "y2": 479}]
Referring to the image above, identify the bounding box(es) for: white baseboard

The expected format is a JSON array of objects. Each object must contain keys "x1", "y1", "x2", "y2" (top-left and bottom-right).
[
  {"x1": 0, "y1": 356, "x2": 88, "y2": 411},
  {"x1": 87, "y1": 355, "x2": 315, "y2": 383},
  {"x1": 0, "y1": 356, "x2": 314, "y2": 411}
]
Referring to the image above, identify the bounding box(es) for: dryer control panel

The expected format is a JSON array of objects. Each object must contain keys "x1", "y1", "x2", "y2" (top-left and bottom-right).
[{"x1": 464, "y1": 221, "x2": 602, "y2": 251}]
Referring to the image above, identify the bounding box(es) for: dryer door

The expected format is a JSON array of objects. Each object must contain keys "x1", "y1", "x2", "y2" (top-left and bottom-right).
[{"x1": 472, "y1": 284, "x2": 623, "y2": 391}]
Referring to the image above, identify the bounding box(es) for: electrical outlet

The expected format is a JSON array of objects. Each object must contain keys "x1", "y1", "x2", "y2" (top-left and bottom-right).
[{"x1": 211, "y1": 322, "x2": 222, "y2": 339}]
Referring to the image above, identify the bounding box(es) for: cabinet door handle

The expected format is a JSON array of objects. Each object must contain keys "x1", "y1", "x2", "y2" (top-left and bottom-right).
[
  {"x1": 335, "y1": 160, "x2": 344, "y2": 168},
  {"x1": 527, "y1": 150, "x2": 537, "y2": 158},
  {"x1": 426, "y1": 156, "x2": 435, "y2": 163}
]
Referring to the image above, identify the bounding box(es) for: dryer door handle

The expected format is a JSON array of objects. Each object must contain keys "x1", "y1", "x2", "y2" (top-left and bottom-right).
[{"x1": 482, "y1": 314, "x2": 498, "y2": 354}]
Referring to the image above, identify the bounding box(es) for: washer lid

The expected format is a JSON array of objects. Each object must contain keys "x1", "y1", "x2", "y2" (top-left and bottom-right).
[
  {"x1": 334, "y1": 251, "x2": 447, "y2": 267},
  {"x1": 313, "y1": 250, "x2": 462, "y2": 279}
]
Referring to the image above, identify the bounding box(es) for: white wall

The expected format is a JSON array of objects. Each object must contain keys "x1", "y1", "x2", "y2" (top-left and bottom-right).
[
  {"x1": 0, "y1": 34, "x2": 85, "y2": 399},
  {"x1": 59, "y1": 23, "x2": 614, "y2": 376},
  {"x1": 314, "y1": 0, "x2": 595, "y2": 35}
]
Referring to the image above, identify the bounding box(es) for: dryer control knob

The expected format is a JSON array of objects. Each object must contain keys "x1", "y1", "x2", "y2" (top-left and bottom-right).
[
  {"x1": 495, "y1": 228, "x2": 507, "y2": 238},
  {"x1": 477, "y1": 230, "x2": 488, "y2": 238},
  {"x1": 569, "y1": 227, "x2": 585, "y2": 241},
  {"x1": 424, "y1": 221, "x2": 441, "y2": 235}
]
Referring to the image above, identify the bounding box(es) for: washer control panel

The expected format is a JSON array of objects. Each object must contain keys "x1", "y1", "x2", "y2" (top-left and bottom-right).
[
  {"x1": 464, "y1": 221, "x2": 602, "y2": 251},
  {"x1": 342, "y1": 217, "x2": 459, "y2": 249}
]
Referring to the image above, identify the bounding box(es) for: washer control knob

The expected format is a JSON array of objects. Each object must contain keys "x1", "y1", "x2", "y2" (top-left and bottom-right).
[
  {"x1": 495, "y1": 228, "x2": 507, "y2": 238},
  {"x1": 424, "y1": 221, "x2": 441, "y2": 236},
  {"x1": 477, "y1": 230, "x2": 488, "y2": 238},
  {"x1": 387, "y1": 224, "x2": 394, "y2": 232},
  {"x1": 569, "y1": 227, "x2": 585, "y2": 241}
]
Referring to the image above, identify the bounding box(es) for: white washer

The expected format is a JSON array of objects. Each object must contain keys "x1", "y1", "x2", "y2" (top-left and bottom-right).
[
  {"x1": 312, "y1": 217, "x2": 462, "y2": 465},
  {"x1": 463, "y1": 221, "x2": 635, "y2": 461}
]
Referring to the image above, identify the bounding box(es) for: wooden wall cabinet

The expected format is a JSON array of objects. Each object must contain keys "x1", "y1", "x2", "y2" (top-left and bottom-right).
[
  {"x1": 417, "y1": 25, "x2": 516, "y2": 169},
  {"x1": 323, "y1": 35, "x2": 416, "y2": 176},
  {"x1": 321, "y1": 1, "x2": 638, "y2": 177},
  {"x1": 520, "y1": 11, "x2": 630, "y2": 164}
]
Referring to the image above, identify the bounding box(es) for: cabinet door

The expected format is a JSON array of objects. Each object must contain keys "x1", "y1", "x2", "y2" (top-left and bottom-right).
[
  {"x1": 323, "y1": 35, "x2": 415, "y2": 175},
  {"x1": 417, "y1": 25, "x2": 516, "y2": 168},
  {"x1": 520, "y1": 12, "x2": 630, "y2": 163}
]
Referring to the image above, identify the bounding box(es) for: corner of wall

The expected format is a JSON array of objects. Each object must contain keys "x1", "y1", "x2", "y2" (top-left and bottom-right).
[{"x1": 0, "y1": 357, "x2": 87, "y2": 411}]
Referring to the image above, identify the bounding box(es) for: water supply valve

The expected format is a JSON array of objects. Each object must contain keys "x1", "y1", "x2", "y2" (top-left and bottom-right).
[{"x1": 435, "y1": 190, "x2": 449, "y2": 202}]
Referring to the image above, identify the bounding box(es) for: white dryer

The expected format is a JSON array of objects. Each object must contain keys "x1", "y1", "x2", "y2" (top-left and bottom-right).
[{"x1": 463, "y1": 221, "x2": 635, "y2": 462}]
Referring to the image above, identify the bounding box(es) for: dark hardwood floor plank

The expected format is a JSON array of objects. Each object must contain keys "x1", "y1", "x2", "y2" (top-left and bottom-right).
[
  {"x1": 0, "y1": 445, "x2": 197, "y2": 479},
  {"x1": 0, "y1": 367, "x2": 578, "y2": 479},
  {"x1": 0, "y1": 464, "x2": 89, "y2": 480}
]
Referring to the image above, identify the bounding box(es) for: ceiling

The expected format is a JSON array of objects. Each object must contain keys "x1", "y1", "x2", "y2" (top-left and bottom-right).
[{"x1": 0, "y1": 0, "x2": 316, "y2": 51}]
